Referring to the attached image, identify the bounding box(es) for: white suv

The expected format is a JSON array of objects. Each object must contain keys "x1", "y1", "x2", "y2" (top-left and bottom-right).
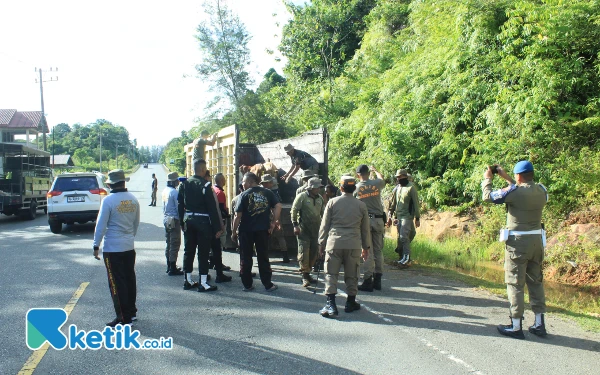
[{"x1": 47, "y1": 173, "x2": 108, "y2": 234}]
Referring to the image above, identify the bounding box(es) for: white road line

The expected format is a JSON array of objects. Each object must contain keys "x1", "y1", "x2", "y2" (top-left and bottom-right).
[{"x1": 339, "y1": 289, "x2": 486, "y2": 375}]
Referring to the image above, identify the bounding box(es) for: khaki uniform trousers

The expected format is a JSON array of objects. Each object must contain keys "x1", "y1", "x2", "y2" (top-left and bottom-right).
[
  {"x1": 362, "y1": 216, "x2": 384, "y2": 279},
  {"x1": 164, "y1": 219, "x2": 181, "y2": 262},
  {"x1": 505, "y1": 235, "x2": 546, "y2": 318},
  {"x1": 324, "y1": 248, "x2": 361, "y2": 297},
  {"x1": 297, "y1": 224, "x2": 319, "y2": 273}
]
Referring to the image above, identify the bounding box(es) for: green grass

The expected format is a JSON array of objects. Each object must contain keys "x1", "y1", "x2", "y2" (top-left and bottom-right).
[{"x1": 384, "y1": 236, "x2": 600, "y2": 332}]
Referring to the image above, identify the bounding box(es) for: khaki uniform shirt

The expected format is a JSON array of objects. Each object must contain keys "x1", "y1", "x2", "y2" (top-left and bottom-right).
[
  {"x1": 319, "y1": 193, "x2": 371, "y2": 250},
  {"x1": 291, "y1": 191, "x2": 325, "y2": 227},
  {"x1": 354, "y1": 178, "x2": 385, "y2": 215},
  {"x1": 482, "y1": 179, "x2": 547, "y2": 231},
  {"x1": 388, "y1": 182, "x2": 420, "y2": 220}
]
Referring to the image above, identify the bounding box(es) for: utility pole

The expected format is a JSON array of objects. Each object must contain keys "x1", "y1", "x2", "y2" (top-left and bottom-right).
[
  {"x1": 115, "y1": 144, "x2": 120, "y2": 169},
  {"x1": 99, "y1": 127, "x2": 103, "y2": 174},
  {"x1": 35, "y1": 67, "x2": 58, "y2": 152}
]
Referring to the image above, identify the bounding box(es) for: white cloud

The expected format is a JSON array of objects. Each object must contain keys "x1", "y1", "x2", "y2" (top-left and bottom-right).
[{"x1": 0, "y1": 0, "x2": 291, "y2": 146}]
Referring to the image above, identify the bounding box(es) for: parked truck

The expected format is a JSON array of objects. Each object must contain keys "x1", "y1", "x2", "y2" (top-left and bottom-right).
[
  {"x1": 0, "y1": 143, "x2": 52, "y2": 220},
  {"x1": 183, "y1": 125, "x2": 329, "y2": 253}
]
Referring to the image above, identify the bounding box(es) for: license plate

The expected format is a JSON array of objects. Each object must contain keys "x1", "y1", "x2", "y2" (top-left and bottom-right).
[{"x1": 67, "y1": 196, "x2": 85, "y2": 203}]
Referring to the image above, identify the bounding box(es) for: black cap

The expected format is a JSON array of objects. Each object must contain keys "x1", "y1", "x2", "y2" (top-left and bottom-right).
[{"x1": 356, "y1": 164, "x2": 369, "y2": 174}]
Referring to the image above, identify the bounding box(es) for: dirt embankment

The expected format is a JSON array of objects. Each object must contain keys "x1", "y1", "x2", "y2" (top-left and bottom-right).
[{"x1": 416, "y1": 207, "x2": 600, "y2": 287}]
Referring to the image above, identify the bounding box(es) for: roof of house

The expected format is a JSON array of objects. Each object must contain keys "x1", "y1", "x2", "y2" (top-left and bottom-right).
[
  {"x1": 0, "y1": 109, "x2": 48, "y2": 132},
  {"x1": 51, "y1": 154, "x2": 74, "y2": 166}
]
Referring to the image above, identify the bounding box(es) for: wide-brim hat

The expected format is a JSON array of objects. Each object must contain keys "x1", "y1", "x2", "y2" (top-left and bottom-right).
[
  {"x1": 283, "y1": 143, "x2": 294, "y2": 152},
  {"x1": 301, "y1": 171, "x2": 316, "y2": 180},
  {"x1": 308, "y1": 177, "x2": 323, "y2": 189},
  {"x1": 395, "y1": 169, "x2": 409, "y2": 177},
  {"x1": 167, "y1": 172, "x2": 179, "y2": 182},
  {"x1": 260, "y1": 174, "x2": 275, "y2": 184},
  {"x1": 106, "y1": 169, "x2": 130, "y2": 184}
]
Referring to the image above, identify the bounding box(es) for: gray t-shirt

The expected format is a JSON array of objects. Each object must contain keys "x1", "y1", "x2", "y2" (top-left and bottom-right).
[{"x1": 354, "y1": 178, "x2": 385, "y2": 215}]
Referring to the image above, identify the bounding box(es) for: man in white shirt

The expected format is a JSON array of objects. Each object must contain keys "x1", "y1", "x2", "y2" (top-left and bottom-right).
[{"x1": 93, "y1": 169, "x2": 140, "y2": 327}]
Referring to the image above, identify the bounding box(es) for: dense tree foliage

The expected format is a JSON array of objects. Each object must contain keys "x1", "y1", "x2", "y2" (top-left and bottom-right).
[
  {"x1": 166, "y1": 0, "x2": 600, "y2": 228},
  {"x1": 47, "y1": 120, "x2": 157, "y2": 171}
]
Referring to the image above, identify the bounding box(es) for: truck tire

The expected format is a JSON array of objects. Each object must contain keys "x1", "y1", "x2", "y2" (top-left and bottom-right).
[
  {"x1": 23, "y1": 201, "x2": 37, "y2": 221},
  {"x1": 49, "y1": 220, "x2": 62, "y2": 234}
]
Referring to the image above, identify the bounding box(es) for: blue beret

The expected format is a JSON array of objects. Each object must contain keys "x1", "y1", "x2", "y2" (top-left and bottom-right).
[
  {"x1": 178, "y1": 177, "x2": 188, "y2": 182},
  {"x1": 513, "y1": 161, "x2": 534, "y2": 174}
]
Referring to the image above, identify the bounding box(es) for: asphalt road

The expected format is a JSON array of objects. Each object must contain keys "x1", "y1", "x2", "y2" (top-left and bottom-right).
[{"x1": 1, "y1": 163, "x2": 598, "y2": 375}]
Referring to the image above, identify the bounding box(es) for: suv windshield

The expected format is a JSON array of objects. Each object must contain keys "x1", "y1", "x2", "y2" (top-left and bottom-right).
[{"x1": 54, "y1": 176, "x2": 99, "y2": 192}]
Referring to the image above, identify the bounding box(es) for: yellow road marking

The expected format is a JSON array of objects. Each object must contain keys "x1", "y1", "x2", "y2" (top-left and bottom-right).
[{"x1": 18, "y1": 282, "x2": 90, "y2": 375}]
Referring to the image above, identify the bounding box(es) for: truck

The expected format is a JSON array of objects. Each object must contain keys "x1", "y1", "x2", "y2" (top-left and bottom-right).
[
  {"x1": 0, "y1": 143, "x2": 52, "y2": 220},
  {"x1": 184, "y1": 125, "x2": 329, "y2": 253}
]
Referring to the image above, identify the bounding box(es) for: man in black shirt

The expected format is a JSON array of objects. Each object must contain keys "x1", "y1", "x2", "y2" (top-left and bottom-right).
[
  {"x1": 281, "y1": 144, "x2": 319, "y2": 184},
  {"x1": 178, "y1": 159, "x2": 224, "y2": 292},
  {"x1": 232, "y1": 172, "x2": 282, "y2": 292}
]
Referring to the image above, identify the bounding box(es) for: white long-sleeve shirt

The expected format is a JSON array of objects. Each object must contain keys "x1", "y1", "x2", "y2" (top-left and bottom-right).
[{"x1": 93, "y1": 189, "x2": 140, "y2": 252}]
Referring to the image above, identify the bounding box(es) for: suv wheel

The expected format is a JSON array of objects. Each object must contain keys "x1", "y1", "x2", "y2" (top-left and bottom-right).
[{"x1": 49, "y1": 220, "x2": 62, "y2": 234}]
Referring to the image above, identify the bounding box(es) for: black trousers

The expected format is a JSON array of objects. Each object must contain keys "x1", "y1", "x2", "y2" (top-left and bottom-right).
[
  {"x1": 239, "y1": 230, "x2": 273, "y2": 289},
  {"x1": 210, "y1": 236, "x2": 224, "y2": 271},
  {"x1": 183, "y1": 217, "x2": 212, "y2": 275},
  {"x1": 103, "y1": 250, "x2": 137, "y2": 321}
]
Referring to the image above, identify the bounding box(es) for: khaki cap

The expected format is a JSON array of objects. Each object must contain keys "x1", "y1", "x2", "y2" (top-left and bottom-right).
[
  {"x1": 106, "y1": 169, "x2": 130, "y2": 184},
  {"x1": 167, "y1": 172, "x2": 179, "y2": 181},
  {"x1": 339, "y1": 175, "x2": 356, "y2": 186},
  {"x1": 283, "y1": 144, "x2": 294, "y2": 152}
]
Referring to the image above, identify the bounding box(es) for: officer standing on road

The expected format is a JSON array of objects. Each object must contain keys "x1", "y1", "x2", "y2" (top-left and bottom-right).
[
  {"x1": 387, "y1": 169, "x2": 420, "y2": 266},
  {"x1": 192, "y1": 130, "x2": 217, "y2": 161},
  {"x1": 318, "y1": 176, "x2": 370, "y2": 318},
  {"x1": 295, "y1": 171, "x2": 316, "y2": 196},
  {"x1": 150, "y1": 173, "x2": 158, "y2": 206},
  {"x1": 482, "y1": 161, "x2": 548, "y2": 339},
  {"x1": 260, "y1": 174, "x2": 290, "y2": 263},
  {"x1": 178, "y1": 159, "x2": 223, "y2": 292},
  {"x1": 291, "y1": 177, "x2": 325, "y2": 288},
  {"x1": 232, "y1": 172, "x2": 282, "y2": 292},
  {"x1": 162, "y1": 172, "x2": 184, "y2": 276},
  {"x1": 355, "y1": 165, "x2": 386, "y2": 292},
  {"x1": 281, "y1": 144, "x2": 319, "y2": 184},
  {"x1": 93, "y1": 169, "x2": 140, "y2": 327}
]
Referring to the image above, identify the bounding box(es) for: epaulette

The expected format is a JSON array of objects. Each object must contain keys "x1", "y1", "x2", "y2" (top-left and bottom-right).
[
  {"x1": 490, "y1": 184, "x2": 518, "y2": 204},
  {"x1": 203, "y1": 180, "x2": 211, "y2": 194}
]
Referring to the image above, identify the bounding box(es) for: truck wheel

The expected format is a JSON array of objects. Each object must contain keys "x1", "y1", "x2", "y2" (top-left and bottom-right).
[
  {"x1": 23, "y1": 202, "x2": 37, "y2": 220},
  {"x1": 49, "y1": 220, "x2": 62, "y2": 234}
]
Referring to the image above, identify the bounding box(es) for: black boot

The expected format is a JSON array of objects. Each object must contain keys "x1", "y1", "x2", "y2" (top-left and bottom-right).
[
  {"x1": 358, "y1": 276, "x2": 374, "y2": 292},
  {"x1": 282, "y1": 252, "x2": 290, "y2": 263},
  {"x1": 215, "y1": 271, "x2": 232, "y2": 283},
  {"x1": 345, "y1": 295, "x2": 361, "y2": 313},
  {"x1": 528, "y1": 314, "x2": 548, "y2": 337},
  {"x1": 320, "y1": 294, "x2": 338, "y2": 318},
  {"x1": 165, "y1": 258, "x2": 170, "y2": 273},
  {"x1": 183, "y1": 280, "x2": 198, "y2": 290},
  {"x1": 168, "y1": 262, "x2": 184, "y2": 276},
  {"x1": 373, "y1": 273, "x2": 382, "y2": 290},
  {"x1": 497, "y1": 317, "x2": 525, "y2": 339}
]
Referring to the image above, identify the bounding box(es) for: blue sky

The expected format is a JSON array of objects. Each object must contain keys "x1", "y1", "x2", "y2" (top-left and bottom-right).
[{"x1": 0, "y1": 0, "x2": 300, "y2": 146}]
